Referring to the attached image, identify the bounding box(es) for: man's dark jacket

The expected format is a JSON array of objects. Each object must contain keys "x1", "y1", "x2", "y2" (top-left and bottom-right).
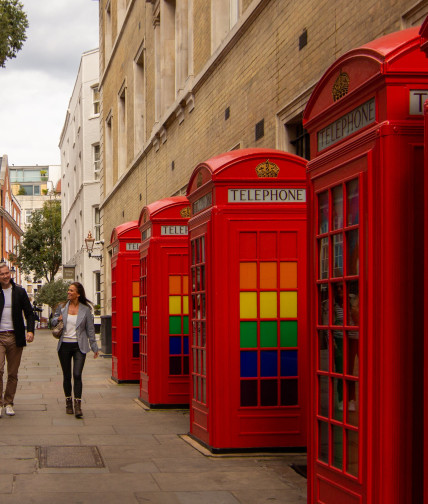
[{"x1": 0, "y1": 280, "x2": 35, "y2": 347}]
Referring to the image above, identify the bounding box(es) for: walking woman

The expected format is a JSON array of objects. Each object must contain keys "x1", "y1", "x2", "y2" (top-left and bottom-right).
[{"x1": 52, "y1": 282, "x2": 99, "y2": 418}]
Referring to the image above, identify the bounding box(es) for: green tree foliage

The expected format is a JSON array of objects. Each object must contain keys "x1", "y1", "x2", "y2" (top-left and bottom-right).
[
  {"x1": 10, "y1": 200, "x2": 62, "y2": 283},
  {"x1": 0, "y1": 0, "x2": 29, "y2": 68},
  {"x1": 34, "y1": 279, "x2": 70, "y2": 311}
]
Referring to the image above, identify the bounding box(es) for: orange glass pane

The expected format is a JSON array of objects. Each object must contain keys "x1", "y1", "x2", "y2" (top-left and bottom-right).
[
  {"x1": 240, "y1": 263, "x2": 257, "y2": 289},
  {"x1": 260, "y1": 262, "x2": 277, "y2": 289},
  {"x1": 169, "y1": 276, "x2": 181, "y2": 294},
  {"x1": 280, "y1": 262, "x2": 297, "y2": 289},
  {"x1": 182, "y1": 276, "x2": 189, "y2": 295},
  {"x1": 132, "y1": 282, "x2": 139, "y2": 296}
]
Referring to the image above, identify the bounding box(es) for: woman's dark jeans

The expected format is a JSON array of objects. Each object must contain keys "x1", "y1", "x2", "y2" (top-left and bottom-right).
[{"x1": 58, "y1": 342, "x2": 86, "y2": 399}]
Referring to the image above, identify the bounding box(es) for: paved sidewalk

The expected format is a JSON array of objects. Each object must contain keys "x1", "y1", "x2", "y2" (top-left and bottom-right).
[{"x1": 0, "y1": 329, "x2": 307, "y2": 503}]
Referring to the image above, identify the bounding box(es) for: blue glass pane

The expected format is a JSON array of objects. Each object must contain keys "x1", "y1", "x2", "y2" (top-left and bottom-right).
[
  {"x1": 240, "y1": 351, "x2": 257, "y2": 377},
  {"x1": 169, "y1": 336, "x2": 182, "y2": 355},
  {"x1": 281, "y1": 350, "x2": 298, "y2": 377},
  {"x1": 132, "y1": 328, "x2": 139, "y2": 343},
  {"x1": 183, "y1": 336, "x2": 189, "y2": 355},
  {"x1": 260, "y1": 350, "x2": 277, "y2": 377}
]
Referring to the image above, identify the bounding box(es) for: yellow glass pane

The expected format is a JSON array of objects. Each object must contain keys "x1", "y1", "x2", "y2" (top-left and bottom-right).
[
  {"x1": 260, "y1": 292, "x2": 277, "y2": 318},
  {"x1": 169, "y1": 296, "x2": 182, "y2": 315},
  {"x1": 183, "y1": 296, "x2": 189, "y2": 315},
  {"x1": 240, "y1": 263, "x2": 257, "y2": 289},
  {"x1": 169, "y1": 276, "x2": 181, "y2": 294},
  {"x1": 132, "y1": 282, "x2": 139, "y2": 296},
  {"x1": 240, "y1": 292, "x2": 257, "y2": 318},
  {"x1": 280, "y1": 291, "x2": 297, "y2": 318},
  {"x1": 132, "y1": 297, "x2": 140, "y2": 312},
  {"x1": 260, "y1": 262, "x2": 277, "y2": 289},
  {"x1": 183, "y1": 276, "x2": 189, "y2": 295},
  {"x1": 280, "y1": 262, "x2": 298, "y2": 289}
]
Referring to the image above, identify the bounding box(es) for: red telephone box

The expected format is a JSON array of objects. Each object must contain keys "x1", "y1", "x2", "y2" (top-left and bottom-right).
[
  {"x1": 110, "y1": 221, "x2": 141, "y2": 382},
  {"x1": 138, "y1": 197, "x2": 190, "y2": 407},
  {"x1": 420, "y1": 17, "x2": 428, "y2": 504},
  {"x1": 186, "y1": 148, "x2": 307, "y2": 451},
  {"x1": 303, "y1": 27, "x2": 426, "y2": 504}
]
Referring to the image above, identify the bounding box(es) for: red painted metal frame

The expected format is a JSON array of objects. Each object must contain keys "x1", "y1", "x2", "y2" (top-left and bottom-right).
[
  {"x1": 138, "y1": 197, "x2": 190, "y2": 407},
  {"x1": 110, "y1": 221, "x2": 141, "y2": 382},
  {"x1": 304, "y1": 27, "x2": 426, "y2": 504},
  {"x1": 186, "y1": 148, "x2": 308, "y2": 451}
]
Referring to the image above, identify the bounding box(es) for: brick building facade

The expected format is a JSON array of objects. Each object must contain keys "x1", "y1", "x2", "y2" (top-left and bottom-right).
[{"x1": 98, "y1": 0, "x2": 427, "y2": 312}]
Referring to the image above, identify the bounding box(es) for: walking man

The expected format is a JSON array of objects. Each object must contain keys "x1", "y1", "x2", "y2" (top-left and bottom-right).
[{"x1": 0, "y1": 263, "x2": 35, "y2": 416}]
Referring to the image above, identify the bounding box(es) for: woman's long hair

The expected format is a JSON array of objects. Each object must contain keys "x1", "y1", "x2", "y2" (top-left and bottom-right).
[{"x1": 71, "y1": 282, "x2": 92, "y2": 309}]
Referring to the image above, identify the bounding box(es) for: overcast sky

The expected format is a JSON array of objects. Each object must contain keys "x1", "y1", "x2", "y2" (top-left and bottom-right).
[{"x1": 0, "y1": 0, "x2": 99, "y2": 166}]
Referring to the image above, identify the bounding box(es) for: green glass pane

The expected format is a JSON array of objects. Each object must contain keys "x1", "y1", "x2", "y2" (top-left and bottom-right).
[
  {"x1": 132, "y1": 312, "x2": 139, "y2": 327},
  {"x1": 260, "y1": 321, "x2": 277, "y2": 347},
  {"x1": 169, "y1": 316, "x2": 182, "y2": 334},
  {"x1": 183, "y1": 316, "x2": 189, "y2": 334},
  {"x1": 240, "y1": 321, "x2": 257, "y2": 348},
  {"x1": 280, "y1": 321, "x2": 297, "y2": 347}
]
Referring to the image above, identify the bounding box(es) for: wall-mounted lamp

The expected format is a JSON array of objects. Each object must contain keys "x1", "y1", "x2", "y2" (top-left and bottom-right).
[{"x1": 85, "y1": 231, "x2": 102, "y2": 261}]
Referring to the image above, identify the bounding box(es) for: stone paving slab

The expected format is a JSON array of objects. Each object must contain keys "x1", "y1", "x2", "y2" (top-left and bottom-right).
[{"x1": 0, "y1": 330, "x2": 307, "y2": 503}]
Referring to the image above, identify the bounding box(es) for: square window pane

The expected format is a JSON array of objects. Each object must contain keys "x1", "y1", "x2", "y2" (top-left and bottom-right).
[
  {"x1": 280, "y1": 321, "x2": 297, "y2": 347},
  {"x1": 241, "y1": 380, "x2": 258, "y2": 407},
  {"x1": 240, "y1": 351, "x2": 258, "y2": 377},
  {"x1": 183, "y1": 316, "x2": 189, "y2": 334},
  {"x1": 240, "y1": 262, "x2": 257, "y2": 289},
  {"x1": 280, "y1": 291, "x2": 297, "y2": 318},
  {"x1": 169, "y1": 276, "x2": 181, "y2": 294},
  {"x1": 169, "y1": 316, "x2": 181, "y2": 334},
  {"x1": 318, "y1": 421, "x2": 329, "y2": 463},
  {"x1": 332, "y1": 425, "x2": 343, "y2": 469},
  {"x1": 333, "y1": 332, "x2": 343, "y2": 373},
  {"x1": 240, "y1": 321, "x2": 258, "y2": 348},
  {"x1": 318, "y1": 284, "x2": 329, "y2": 326},
  {"x1": 260, "y1": 262, "x2": 277, "y2": 289},
  {"x1": 346, "y1": 429, "x2": 359, "y2": 477},
  {"x1": 333, "y1": 283, "x2": 344, "y2": 326},
  {"x1": 169, "y1": 356, "x2": 182, "y2": 375},
  {"x1": 332, "y1": 185, "x2": 343, "y2": 230},
  {"x1": 319, "y1": 375, "x2": 329, "y2": 418},
  {"x1": 318, "y1": 330, "x2": 329, "y2": 372},
  {"x1": 347, "y1": 281, "x2": 359, "y2": 327},
  {"x1": 332, "y1": 234, "x2": 343, "y2": 277},
  {"x1": 280, "y1": 350, "x2": 297, "y2": 377},
  {"x1": 240, "y1": 292, "x2": 257, "y2": 318},
  {"x1": 183, "y1": 356, "x2": 189, "y2": 375},
  {"x1": 333, "y1": 378, "x2": 343, "y2": 421},
  {"x1": 319, "y1": 237, "x2": 329, "y2": 280},
  {"x1": 260, "y1": 292, "x2": 277, "y2": 318},
  {"x1": 280, "y1": 262, "x2": 297, "y2": 289},
  {"x1": 169, "y1": 336, "x2": 182, "y2": 355},
  {"x1": 260, "y1": 350, "x2": 277, "y2": 377},
  {"x1": 183, "y1": 336, "x2": 189, "y2": 355},
  {"x1": 260, "y1": 379, "x2": 278, "y2": 406},
  {"x1": 347, "y1": 179, "x2": 359, "y2": 226},
  {"x1": 347, "y1": 331, "x2": 359, "y2": 377},
  {"x1": 346, "y1": 229, "x2": 359, "y2": 276},
  {"x1": 346, "y1": 381, "x2": 359, "y2": 427},
  {"x1": 260, "y1": 321, "x2": 277, "y2": 347},
  {"x1": 318, "y1": 191, "x2": 329, "y2": 234},
  {"x1": 281, "y1": 378, "x2": 298, "y2": 406}
]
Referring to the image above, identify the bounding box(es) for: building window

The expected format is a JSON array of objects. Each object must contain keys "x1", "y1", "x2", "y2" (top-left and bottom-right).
[
  {"x1": 20, "y1": 185, "x2": 41, "y2": 196},
  {"x1": 286, "y1": 119, "x2": 310, "y2": 160},
  {"x1": 105, "y1": 112, "x2": 113, "y2": 192},
  {"x1": 118, "y1": 83, "x2": 127, "y2": 178},
  {"x1": 92, "y1": 85, "x2": 100, "y2": 115},
  {"x1": 134, "y1": 43, "x2": 145, "y2": 156},
  {"x1": 93, "y1": 143, "x2": 100, "y2": 179},
  {"x1": 94, "y1": 207, "x2": 101, "y2": 241},
  {"x1": 95, "y1": 271, "x2": 101, "y2": 306},
  {"x1": 25, "y1": 209, "x2": 33, "y2": 223}
]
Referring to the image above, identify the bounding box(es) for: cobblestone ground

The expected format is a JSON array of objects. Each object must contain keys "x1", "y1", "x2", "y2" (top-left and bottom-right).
[{"x1": 0, "y1": 329, "x2": 307, "y2": 503}]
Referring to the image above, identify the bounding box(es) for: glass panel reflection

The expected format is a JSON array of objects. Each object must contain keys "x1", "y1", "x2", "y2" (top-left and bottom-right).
[
  {"x1": 318, "y1": 421, "x2": 329, "y2": 463},
  {"x1": 333, "y1": 283, "x2": 344, "y2": 326},
  {"x1": 347, "y1": 331, "x2": 359, "y2": 377},
  {"x1": 347, "y1": 281, "x2": 359, "y2": 327},
  {"x1": 332, "y1": 185, "x2": 343, "y2": 230},
  {"x1": 319, "y1": 238, "x2": 329, "y2": 280},
  {"x1": 332, "y1": 425, "x2": 343, "y2": 469},
  {"x1": 346, "y1": 229, "x2": 359, "y2": 275},
  {"x1": 319, "y1": 375, "x2": 329, "y2": 418},
  {"x1": 346, "y1": 430, "x2": 359, "y2": 477},
  {"x1": 318, "y1": 284, "x2": 329, "y2": 326},
  {"x1": 332, "y1": 234, "x2": 343, "y2": 277},
  {"x1": 347, "y1": 179, "x2": 359, "y2": 226},
  {"x1": 333, "y1": 331, "x2": 343, "y2": 373},
  {"x1": 333, "y1": 378, "x2": 343, "y2": 422},
  {"x1": 346, "y1": 381, "x2": 359, "y2": 427},
  {"x1": 318, "y1": 330, "x2": 329, "y2": 372},
  {"x1": 318, "y1": 191, "x2": 329, "y2": 234}
]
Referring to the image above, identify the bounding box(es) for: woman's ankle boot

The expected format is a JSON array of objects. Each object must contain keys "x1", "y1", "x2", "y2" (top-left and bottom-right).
[
  {"x1": 74, "y1": 399, "x2": 83, "y2": 418},
  {"x1": 66, "y1": 397, "x2": 74, "y2": 415}
]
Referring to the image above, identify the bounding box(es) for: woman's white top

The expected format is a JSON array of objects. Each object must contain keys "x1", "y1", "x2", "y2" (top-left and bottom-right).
[{"x1": 63, "y1": 313, "x2": 78, "y2": 342}]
